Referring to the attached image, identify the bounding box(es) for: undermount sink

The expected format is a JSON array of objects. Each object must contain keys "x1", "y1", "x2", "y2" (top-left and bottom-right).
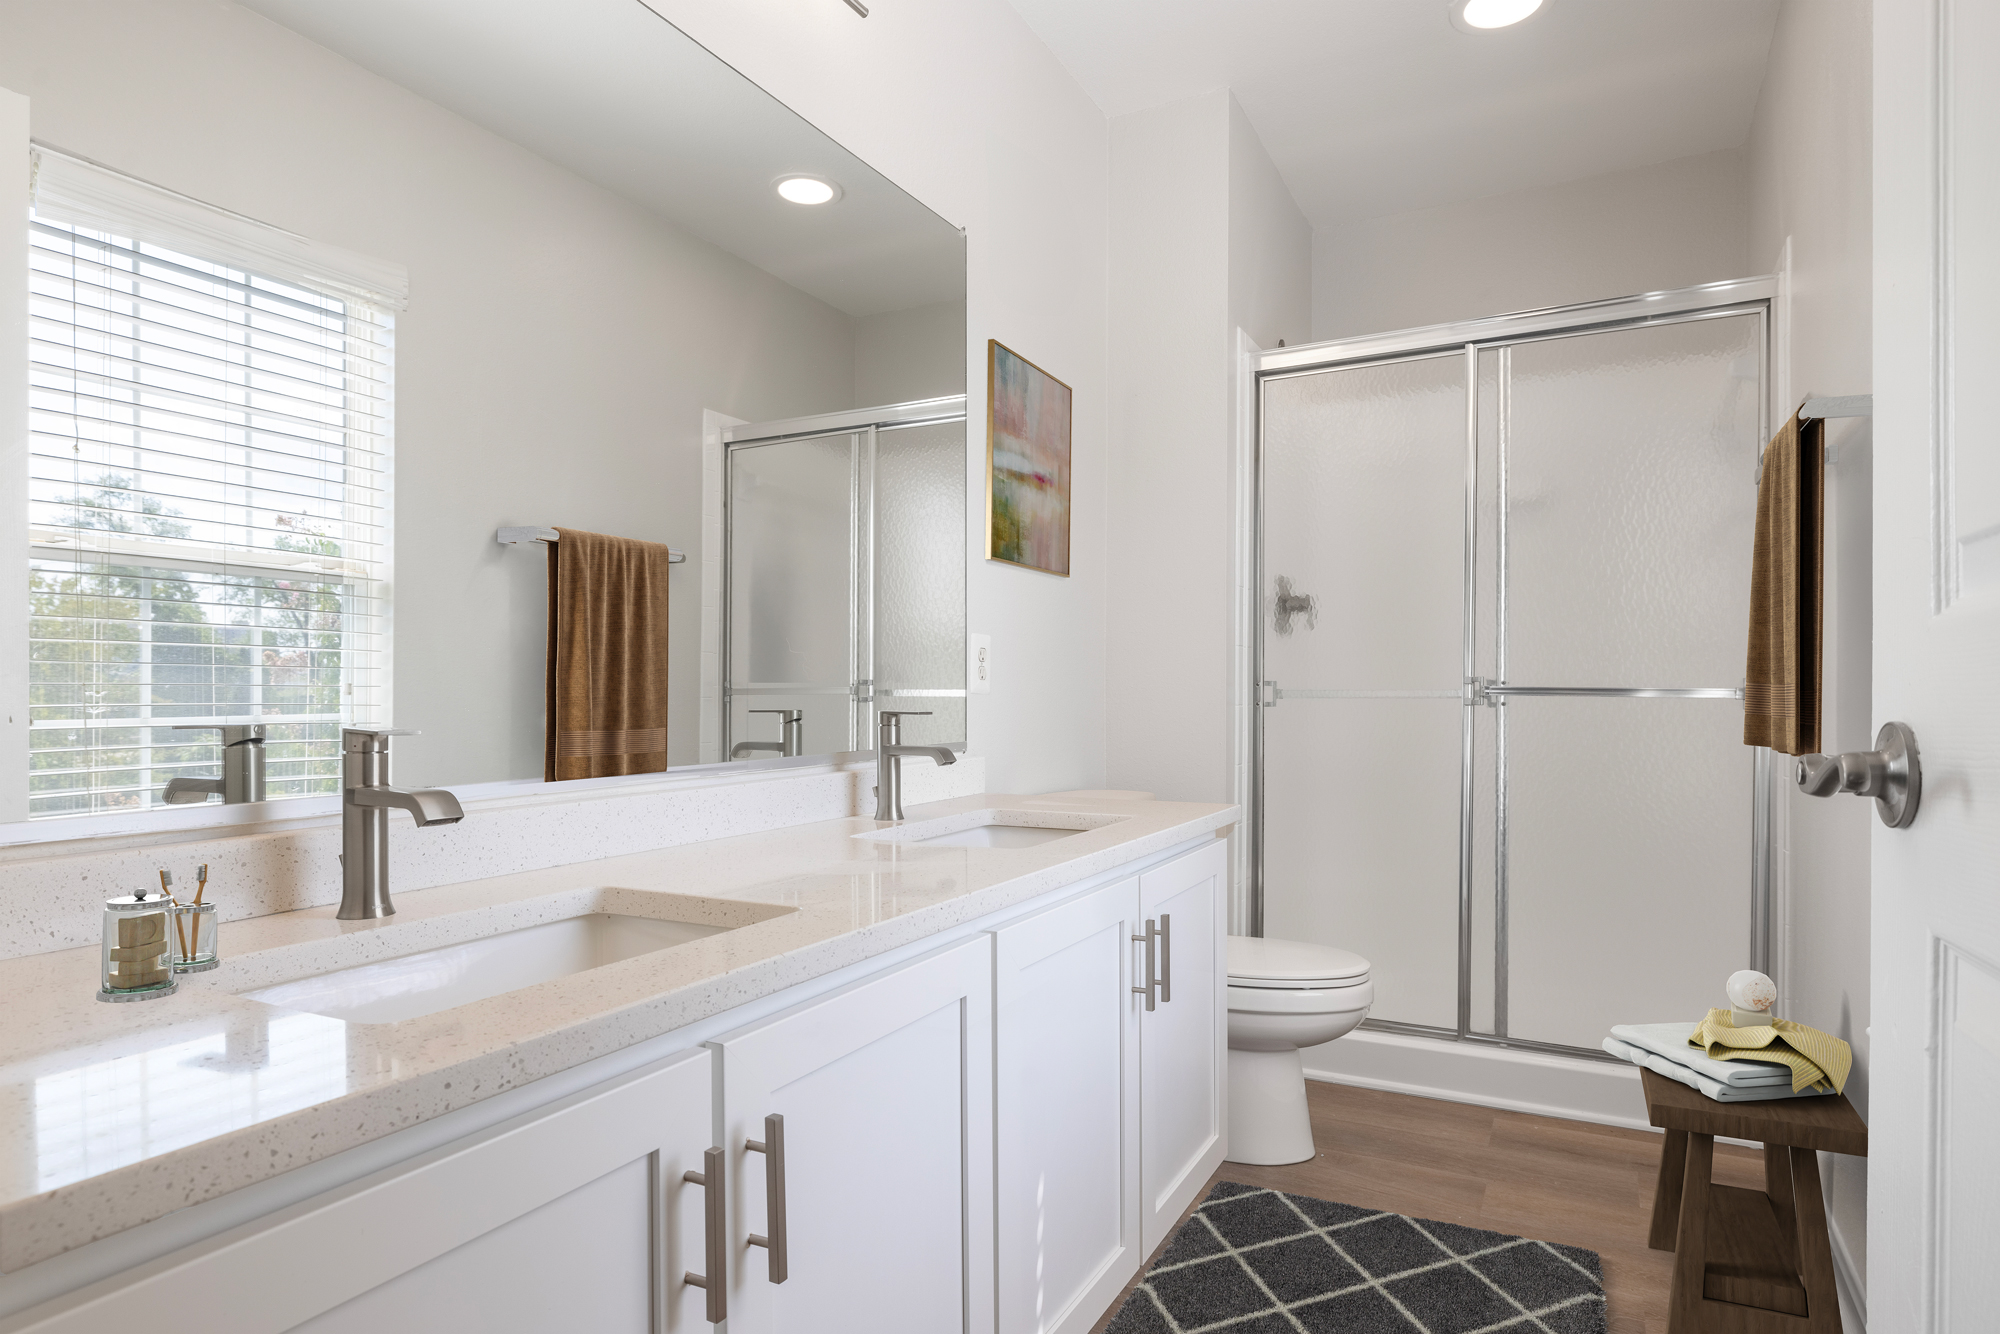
[
  {"x1": 911, "y1": 823, "x2": 1084, "y2": 849},
  {"x1": 244, "y1": 912, "x2": 732, "y2": 1025},
  {"x1": 856, "y1": 807, "x2": 1129, "y2": 850}
]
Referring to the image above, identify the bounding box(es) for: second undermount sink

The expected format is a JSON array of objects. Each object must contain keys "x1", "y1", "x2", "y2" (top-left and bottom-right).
[
  {"x1": 245, "y1": 908, "x2": 754, "y2": 1025},
  {"x1": 856, "y1": 807, "x2": 1130, "y2": 850},
  {"x1": 911, "y1": 823, "x2": 1084, "y2": 849}
]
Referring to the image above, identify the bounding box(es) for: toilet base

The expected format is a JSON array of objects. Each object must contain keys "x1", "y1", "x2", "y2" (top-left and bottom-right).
[{"x1": 1226, "y1": 1046, "x2": 1316, "y2": 1165}]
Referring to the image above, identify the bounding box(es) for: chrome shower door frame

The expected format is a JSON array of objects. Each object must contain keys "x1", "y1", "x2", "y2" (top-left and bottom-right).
[
  {"x1": 1253, "y1": 277, "x2": 1777, "y2": 1061},
  {"x1": 721, "y1": 398, "x2": 969, "y2": 759}
]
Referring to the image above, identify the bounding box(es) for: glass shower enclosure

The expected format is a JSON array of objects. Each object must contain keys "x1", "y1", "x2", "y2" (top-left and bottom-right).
[
  {"x1": 1255, "y1": 279, "x2": 1772, "y2": 1058},
  {"x1": 721, "y1": 397, "x2": 967, "y2": 761}
]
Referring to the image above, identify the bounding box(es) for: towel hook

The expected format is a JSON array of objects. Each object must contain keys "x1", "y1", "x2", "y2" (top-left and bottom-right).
[{"x1": 1796, "y1": 721, "x2": 1921, "y2": 828}]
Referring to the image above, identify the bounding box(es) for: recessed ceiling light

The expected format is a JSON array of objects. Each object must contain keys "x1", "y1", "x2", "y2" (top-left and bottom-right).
[
  {"x1": 1450, "y1": 0, "x2": 1545, "y2": 32},
  {"x1": 775, "y1": 175, "x2": 841, "y2": 206}
]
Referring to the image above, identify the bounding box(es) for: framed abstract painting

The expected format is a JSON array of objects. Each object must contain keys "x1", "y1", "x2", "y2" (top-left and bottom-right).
[{"x1": 985, "y1": 339, "x2": 1072, "y2": 576}]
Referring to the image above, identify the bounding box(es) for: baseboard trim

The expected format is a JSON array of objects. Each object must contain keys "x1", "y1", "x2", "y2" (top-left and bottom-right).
[
  {"x1": 1301, "y1": 1028, "x2": 1652, "y2": 1131},
  {"x1": 1828, "y1": 1211, "x2": 1866, "y2": 1332}
]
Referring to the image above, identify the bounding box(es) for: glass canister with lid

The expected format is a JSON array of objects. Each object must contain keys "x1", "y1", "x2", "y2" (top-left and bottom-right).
[{"x1": 98, "y1": 892, "x2": 179, "y2": 1002}]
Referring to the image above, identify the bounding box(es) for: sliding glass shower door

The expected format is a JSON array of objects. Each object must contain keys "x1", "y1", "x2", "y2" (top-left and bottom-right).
[{"x1": 1257, "y1": 288, "x2": 1768, "y2": 1057}]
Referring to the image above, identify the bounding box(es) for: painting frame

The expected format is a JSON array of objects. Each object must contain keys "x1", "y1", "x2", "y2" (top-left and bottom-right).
[{"x1": 984, "y1": 339, "x2": 1073, "y2": 577}]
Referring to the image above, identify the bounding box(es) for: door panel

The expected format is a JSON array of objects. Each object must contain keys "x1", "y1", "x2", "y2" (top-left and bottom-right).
[
  {"x1": 993, "y1": 878, "x2": 1141, "y2": 1334},
  {"x1": 1138, "y1": 842, "x2": 1226, "y2": 1254},
  {"x1": 716, "y1": 936, "x2": 993, "y2": 1334}
]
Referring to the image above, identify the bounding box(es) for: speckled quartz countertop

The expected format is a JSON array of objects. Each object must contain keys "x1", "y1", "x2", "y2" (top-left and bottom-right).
[{"x1": 0, "y1": 792, "x2": 1234, "y2": 1271}]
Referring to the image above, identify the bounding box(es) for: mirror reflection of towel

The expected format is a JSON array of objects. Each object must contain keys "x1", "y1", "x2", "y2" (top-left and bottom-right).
[
  {"x1": 1743, "y1": 412, "x2": 1823, "y2": 755},
  {"x1": 545, "y1": 527, "x2": 673, "y2": 781}
]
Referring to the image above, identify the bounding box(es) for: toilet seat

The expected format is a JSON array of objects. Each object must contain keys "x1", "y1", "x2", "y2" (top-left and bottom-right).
[{"x1": 1226, "y1": 935, "x2": 1369, "y2": 990}]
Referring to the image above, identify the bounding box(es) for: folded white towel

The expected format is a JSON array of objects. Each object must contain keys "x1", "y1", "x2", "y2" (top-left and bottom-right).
[
  {"x1": 1602, "y1": 1037, "x2": 1833, "y2": 1103},
  {"x1": 1609, "y1": 1022, "x2": 1794, "y2": 1086}
]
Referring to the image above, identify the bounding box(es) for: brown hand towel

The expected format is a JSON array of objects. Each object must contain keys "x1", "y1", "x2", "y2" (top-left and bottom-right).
[
  {"x1": 1743, "y1": 413, "x2": 1823, "y2": 755},
  {"x1": 545, "y1": 527, "x2": 673, "y2": 781}
]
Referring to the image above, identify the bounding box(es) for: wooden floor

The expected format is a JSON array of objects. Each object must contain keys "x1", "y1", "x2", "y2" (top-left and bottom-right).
[{"x1": 1093, "y1": 1079, "x2": 1766, "y2": 1334}]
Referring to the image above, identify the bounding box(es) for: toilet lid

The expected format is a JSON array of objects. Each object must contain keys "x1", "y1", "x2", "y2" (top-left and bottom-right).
[{"x1": 1227, "y1": 935, "x2": 1370, "y2": 988}]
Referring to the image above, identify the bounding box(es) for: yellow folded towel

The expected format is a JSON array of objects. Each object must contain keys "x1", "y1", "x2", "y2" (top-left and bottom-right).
[{"x1": 1689, "y1": 1008, "x2": 1852, "y2": 1094}]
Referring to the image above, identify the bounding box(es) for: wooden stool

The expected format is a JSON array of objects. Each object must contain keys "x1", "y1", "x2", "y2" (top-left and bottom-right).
[{"x1": 1640, "y1": 1068, "x2": 1868, "y2": 1333}]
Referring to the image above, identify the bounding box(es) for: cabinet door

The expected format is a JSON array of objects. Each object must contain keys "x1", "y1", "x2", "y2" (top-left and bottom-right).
[
  {"x1": 1138, "y1": 840, "x2": 1228, "y2": 1253},
  {"x1": 993, "y1": 877, "x2": 1142, "y2": 1334},
  {"x1": 8, "y1": 1048, "x2": 719, "y2": 1334},
  {"x1": 716, "y1": 935, "x2": 994, "y2": 1334}
]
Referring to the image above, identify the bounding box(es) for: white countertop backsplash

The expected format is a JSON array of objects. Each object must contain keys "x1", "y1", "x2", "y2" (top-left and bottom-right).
[
  {"x1": 0, "y1": 768, "x2": 1236, "y2": 1274},
  {"x1": 0, "y1": 755, "x2": 982, "y2": 963}
]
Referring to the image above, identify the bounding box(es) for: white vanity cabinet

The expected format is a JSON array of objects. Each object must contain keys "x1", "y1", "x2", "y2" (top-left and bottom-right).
[
  {"x1": 713, "y1": 934, "x2": 995, "y2": 1334},
  {"x1": 1137, "y1": 839, "x2": 1228, "y2": 1253},
  {"x1": 993, "y1": 875, "x2": 1145, "y2": 1334},
  {"x1": 990, "y1": 838, "x2": 1228, "y2": 1333},
  {"x1": 5, "y1": 1047, "x2": 720, "y2": 1334}
]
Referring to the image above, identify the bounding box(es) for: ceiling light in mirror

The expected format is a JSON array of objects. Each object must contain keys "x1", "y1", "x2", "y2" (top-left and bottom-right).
[
  {"x1": 1451, "y1": 0, "x2": 1545, "y2": 31},
  {"x1": 776, "y1": 175, "x2": 841, "y2": 205}
]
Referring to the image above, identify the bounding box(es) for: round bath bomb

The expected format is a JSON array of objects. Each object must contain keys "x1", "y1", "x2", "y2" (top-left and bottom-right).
[{"x1": 1726, "y1": 969, "x2": 1778, "y2": 1013}]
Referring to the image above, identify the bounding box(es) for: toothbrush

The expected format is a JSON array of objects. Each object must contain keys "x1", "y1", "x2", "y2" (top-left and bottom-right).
[
  {"x1": 193, "y1": 863, "x2": 209, "y2": 906},
  {"x1": 160, "y1": 868, "x2": 190, "y2": 962}
]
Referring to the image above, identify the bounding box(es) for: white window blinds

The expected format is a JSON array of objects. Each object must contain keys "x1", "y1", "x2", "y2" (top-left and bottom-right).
[{"x1": 25, "y1": 148, "x2": 401, "y2": 818}]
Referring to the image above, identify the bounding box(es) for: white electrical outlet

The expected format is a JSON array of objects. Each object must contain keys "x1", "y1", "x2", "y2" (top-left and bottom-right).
[{"x1": 968, "y1": 633, "x2": 991, "y2": 694}]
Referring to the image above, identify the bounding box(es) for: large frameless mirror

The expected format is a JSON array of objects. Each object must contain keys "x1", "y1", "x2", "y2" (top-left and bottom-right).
[{"x1": 0, "y1": 0, "x2": 967, "y2": 826}]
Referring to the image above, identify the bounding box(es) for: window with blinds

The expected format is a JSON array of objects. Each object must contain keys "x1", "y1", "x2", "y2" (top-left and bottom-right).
[{"x1": 25, "y1": 156, "x2": 394, "y2": 819}]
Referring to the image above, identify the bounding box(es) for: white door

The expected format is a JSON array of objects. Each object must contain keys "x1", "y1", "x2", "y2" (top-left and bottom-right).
[
  {"x1": 714, "y1": 936, "x2": 995, "y2": 1334},
  {"x1": 1873, "y1": 3, "x2": 2000, "y2": 1329},
  {"x1": 1138, "y1": 841, "x2": 1228, "y2": 1253},
  {"x1": 5, "y1": 1048, "x2": 719, "y2": 1334},
  {"x1": 993, "y1": 877, "x2": 1142, "y2": 1334}
]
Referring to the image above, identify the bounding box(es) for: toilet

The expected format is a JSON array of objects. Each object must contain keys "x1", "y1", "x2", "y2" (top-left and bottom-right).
[{"x1": 1225, "y1": 935, "x2": 1372, "y2": 1166}]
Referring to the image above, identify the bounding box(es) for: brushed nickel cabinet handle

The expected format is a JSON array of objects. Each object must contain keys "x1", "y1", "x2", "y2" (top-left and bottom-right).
[
  {"x1": 745, "y1": 1113, "x2": 788, "y2": 1283},
  {"x1": 1158, "y1": 912, "x2": 1172, "y2": 1004},
  {"x1": 681, "y1": 1146, "x2": 726, "y2": 1323},
  {"x1": 1132, "y1": 918, "x2": 1158, "y2": 1011}
]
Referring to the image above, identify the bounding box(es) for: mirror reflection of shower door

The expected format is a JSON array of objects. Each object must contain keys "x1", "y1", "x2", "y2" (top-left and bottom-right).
[
  {"x1": 725, "y1": 432, "x2": 866, "y2": 757},
  {"x1": 1474, "y1": 315, "x2": 1762, "y2": 1051},
  {"x1": 873, "y1": 420, "x2": 968, "y2": 750},
  {"x1": 1257, "y1": 294, "x2": 1769, "y2": 1057},
  {"x1": 723, "y1": 406, "x2": 968, "y2": 762},
  {"x1": 1258, "y1": 355, "x2": 1468, "y2": 1032}
]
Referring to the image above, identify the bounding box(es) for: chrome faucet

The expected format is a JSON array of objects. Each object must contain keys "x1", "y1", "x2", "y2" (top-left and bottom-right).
[
  {"x1": 162, "y1": 722, "x2": 267, "y2": 804},
  {"x1": 731, "y1": 708, "x2": 805, "y2": 760},
  {"x1": 340, "y1": 728, "x2": 464, "y2": 920},
  {"x1": 874, "y1": 710, "x2": 956, "y2": 822}
]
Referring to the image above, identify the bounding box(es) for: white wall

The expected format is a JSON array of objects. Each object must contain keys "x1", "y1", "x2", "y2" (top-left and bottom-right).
[
  {"x1": 0, "y1": 0, "x2": 864, "y2": 792},
  {"x1": 639, "y1": 0, "x2": 1113, "y2": 795},
  {"x1": 1313, "y1": 147, "x2": 1752, "y2": 340},
  {"x1": 1746, "y1": 0, "x2": 1874, "y2": 1313},
  {"x1": 855, "y1": 300, "x2": 966, "y2": 407},
  {"x1": 1103, "y1": 91, "x2": 1309, "y2": 808}
]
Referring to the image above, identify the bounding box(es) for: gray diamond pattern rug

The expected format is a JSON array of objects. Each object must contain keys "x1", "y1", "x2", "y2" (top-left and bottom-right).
[{"x1": 1106, "y1": 1183, "x2": 1608, "y2": 1334}]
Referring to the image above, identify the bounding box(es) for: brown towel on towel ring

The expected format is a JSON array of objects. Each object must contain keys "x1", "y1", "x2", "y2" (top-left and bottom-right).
[
  {"x1": 1743, "y1": 412, "x2": 1823, "y2": 755},
  {"x1": 545, "y1": 527, "x2": 673, "y2": 781}
]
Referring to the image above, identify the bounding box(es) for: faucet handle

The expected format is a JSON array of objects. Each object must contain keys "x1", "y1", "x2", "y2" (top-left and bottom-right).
[{"x1": 877, "y1": 711, "x2": 932, "y2": 720}]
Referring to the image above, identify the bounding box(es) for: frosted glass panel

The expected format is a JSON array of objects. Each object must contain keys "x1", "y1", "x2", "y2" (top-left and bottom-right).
[
  {"x1": 1502, "y1": 697, "x2": 1751, "y2": 1049},
  {"x1": 727, "y1": 435, "x2": 856, "y2": 755},
  {"x1": 1503, "y1": 317, "x2": 1761, "y2": 686},
  {"x1": 875, "y1": 420, "x2": 965, "y2": 747},
  {"x1": 1261, "y1": 357, "x2": 1465, "y2": 692},
  {"x1": 1263, "y1": 698, "x2": 1462, "y2": 1030}
]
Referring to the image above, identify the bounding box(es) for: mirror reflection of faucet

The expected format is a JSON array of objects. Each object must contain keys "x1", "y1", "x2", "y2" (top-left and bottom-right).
[
  {"x1": 162, "y1": 722, "x2": 268, "y2": 805},
  {"x1": 731, "y1": 708, "x2": 805, "y2": 760},
  {"x1": 339, "y1": 728, "x2": 465, "y2": 920}
]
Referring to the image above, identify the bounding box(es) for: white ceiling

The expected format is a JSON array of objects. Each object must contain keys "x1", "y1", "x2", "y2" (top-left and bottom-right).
[
  {"x1": 239, "y1": 0, "x2": 963, "y2": 317},
  {"x1": 1005, "y1": 0, "x2": 1780, "y2": 227}
]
